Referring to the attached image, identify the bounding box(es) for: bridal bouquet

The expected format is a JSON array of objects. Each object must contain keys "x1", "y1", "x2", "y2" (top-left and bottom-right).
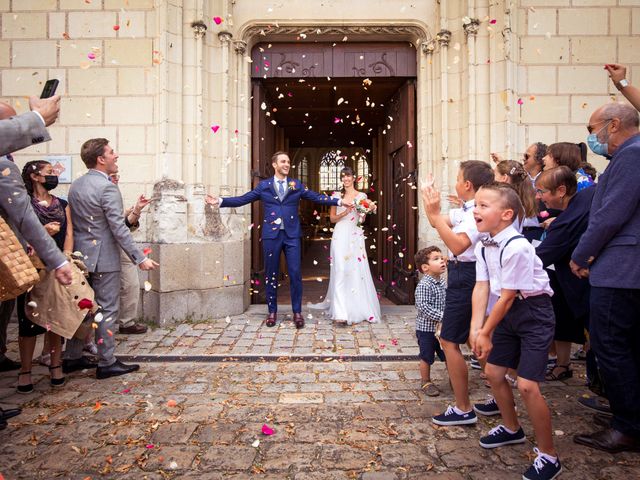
[{"x1": 354, "y1": 197, "x2": 376, "y2": 227}]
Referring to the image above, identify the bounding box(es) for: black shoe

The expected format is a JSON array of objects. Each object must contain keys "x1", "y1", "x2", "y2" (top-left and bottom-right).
[
  {"x1": 0, "y1": 357, "x2": 21, "y2": 372},
  {"x1": 96, "y1": 359, "x2": 140, "y2": 380},
  {"x1": 17, "y1": 370, "x2": 33, "y2": 394},
  {"x1": 0, "y1": 407, "x2": 21, "y2": 421},
  {"x1": 578, "y1": 395, "x2": 611, "y2": 416},
  {"x1": 0, "y1": 418, "x2": 6, "y2": 430},
  {"x1": 593, "y1": 413, "x2": 611, "y2": 429},
  {"x1": 49, "y1": 365, "x2": 66, "y2": 388},
  {"x1": 62, "y1": 357, "x2": 98, "y2": 374}
]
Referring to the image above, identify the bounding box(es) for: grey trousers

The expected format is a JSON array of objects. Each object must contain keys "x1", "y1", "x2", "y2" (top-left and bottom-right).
[
  {"x1": 0, "y1": 299, "x2": 16, "y2": 359},
  {"x1": 64, "y1": 271, "x2": 120, "y2": 367},
  {"x1": 119, "y1": 248, "x2": 140, "y2": 328}
]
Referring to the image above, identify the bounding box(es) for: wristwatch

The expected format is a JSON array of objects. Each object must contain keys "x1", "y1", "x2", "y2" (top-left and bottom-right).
[{"x1": 618, "y1": 79, "x2": 630, "y2": 90}]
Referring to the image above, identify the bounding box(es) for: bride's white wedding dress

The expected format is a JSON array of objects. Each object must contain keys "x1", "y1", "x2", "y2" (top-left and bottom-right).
[{"x1": 309, "y1": 192, "x2": 381, "y2": 324}]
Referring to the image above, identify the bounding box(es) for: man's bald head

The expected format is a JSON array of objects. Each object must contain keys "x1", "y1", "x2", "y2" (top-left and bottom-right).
[
  {"x1": 0, "y1": 102, "x2": 16, "y2": 121},
  {"x1": 592, "y1": 102, "x2": 639, "y2": 131}
]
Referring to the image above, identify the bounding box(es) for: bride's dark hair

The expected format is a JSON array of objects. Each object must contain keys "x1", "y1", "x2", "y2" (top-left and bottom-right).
[{"x1": 340, "y1": 166, "x2": 356, "y2": 196}]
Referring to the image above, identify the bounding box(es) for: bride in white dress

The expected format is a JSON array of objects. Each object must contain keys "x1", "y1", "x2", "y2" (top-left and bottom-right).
[{"x1": 309, "y1": 167, "x2": 382, "y2": 324}]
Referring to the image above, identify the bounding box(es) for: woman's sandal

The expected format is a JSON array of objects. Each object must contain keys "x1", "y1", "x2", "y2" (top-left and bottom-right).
[
  {"x1": 49, "y1": 365, "x2": 66, "y2": 388},
  {"x1": 17, "y1": 371, "x2": 33, "y2": 394},
  {"x1": 545, "y1": 364, "x2": 573, "y2": 381}
]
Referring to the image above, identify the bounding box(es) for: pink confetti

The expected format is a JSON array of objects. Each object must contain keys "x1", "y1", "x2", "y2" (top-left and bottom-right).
[
  {"x1": 146, "y1": 444, "x2": 155, "y2": 449},
  {"x1": 87, "y1": 52, "x2": 96, "y2": 60},
  {"x1": 119, "y1": 388, "x2": 131, "y2": 394},
  {"x1": 490, "y1": 19, "x2": 497, "y2": 24},
  {"x1": 517, "y1": 98, "x2": 524, "y2": 105},
  {"x1": 262, "y1": 424, "x2": 274, "y2": 436},
  {"x1": 539, "y1": 210, "x2": 550, "y2": 218},
  {"x1": 391, "y1": 338, "x2": 398, "y2": 346},
  {"x1": 211, "y1": 125, "x2": 220, "y2": 133},
  {"x1": 379, "y1": 343, "x2": 386, "y2": 349},
  {"x1": 213, "y1": 16, "x2": 223, "y2": 25},
  {"x1": 113, "y1": 25, "x2": 120, "y2": 31}
]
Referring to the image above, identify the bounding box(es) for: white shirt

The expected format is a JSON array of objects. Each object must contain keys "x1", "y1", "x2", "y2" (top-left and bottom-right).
[
  {"x1": 474, "y1": 224, "x2": 553, "y2": 300},
  {"x1": 448, "y1": 199, "x2": 481, "y2": 262}
]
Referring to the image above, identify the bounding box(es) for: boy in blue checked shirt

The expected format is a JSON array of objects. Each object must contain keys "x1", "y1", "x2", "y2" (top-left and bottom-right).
[{"x1": 414, "y1": 246, "x2": 447, "y2": 396}]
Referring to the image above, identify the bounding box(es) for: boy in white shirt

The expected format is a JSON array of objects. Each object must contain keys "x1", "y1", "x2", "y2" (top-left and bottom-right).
[
  {"x1": 471, "y1": 182, "x2": 561, "y2": 480},
  {"x1": 422, "y1": 160, "x2": 494, "y2": 426}
]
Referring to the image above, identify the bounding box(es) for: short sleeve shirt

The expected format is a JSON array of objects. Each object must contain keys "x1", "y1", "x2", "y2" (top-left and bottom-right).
[
  {"x1": 475, "y1": 225, "x2": 553, "y2": 299},
  {"x1": 449, "y1": 200, "x2": 481, "y2": 262}
]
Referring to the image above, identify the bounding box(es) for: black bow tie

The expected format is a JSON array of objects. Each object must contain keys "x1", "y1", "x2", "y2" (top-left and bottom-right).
[
  {"x1": 462, "y1": 203, "x2": 472, "y2": 212},
  {"x1": 481, "y1": 237, "x2": 499, "y2": 247}
]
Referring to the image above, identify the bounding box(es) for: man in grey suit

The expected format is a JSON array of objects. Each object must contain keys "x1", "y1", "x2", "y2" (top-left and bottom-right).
[
  {"x1": 0, "y1": 95, "x2": 61, "y2": 157},
  {"x1": 0, "y1": 96, "x2": 71, "y2": 429},
  {"x1": 64, "y1": 138, "x2": 157, "y2": 380},
  {"x1": 571, "y1": 102, "x2": 640, "y2": 453}
]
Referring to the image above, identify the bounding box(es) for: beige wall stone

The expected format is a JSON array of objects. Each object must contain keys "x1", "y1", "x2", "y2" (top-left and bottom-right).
[
  {"x1": 520, "y1": 37, "x2": 569, "y2": 64},
  {"x1": 521, "y1": 0, "x2": 568, "y2": 5},
  {"x1": 527, "y1": 66, "x2": 557, "y2": 94},
  {"x1": 558, "y1": 66, "x2": 609, "y2": 94},
  {"x1": 633, "y1": 8, "x2": 640, "y2": 34},
  {"x1": 558, "y1": 9, "x2": 608, "y2": 35},
  {"x1": 0, "y1": 0, "x2": 8, "y2": 12},
  {"x1": 520, "y1": 95, "x2": 569, "y2": 124},
  {"x1": 572, "y1": 0, "x2": 616, "y2": 5},
  {"x1": 60, "y1": 96, "x2": 103, "y2": 125},
  {"x1": 59, "y1": 0, "x2": 102, "y2": 9},
  {"x1": 619, "y1": 37, "x2": 640, "y2": 63},
  {"x1": 49, "y1": 12, "x2": 67, "y2": 39},
  {"x1": 12, "y1": 0, "x2": 57, "y2": 11},
  {"x1": 117, "y1": 11, "x2": 147, "y2": 38},
  {"x1": 118, "y1": 125, "x2": 147, "y2": 154},
  {"x1": 571, "y1": 37, "x2": 617, "y2": 64},
  {"x1": 1, "y1": 69, "x2": 48, "y2": 96},
  {"x1": 59, "y1": 40, "x2": 104, "y2": 67},
  {"x1": 12, "y1": 41, "x2": 58, "y2": 67},
  {"x1": 68, "y1": 12, "x2": 118, "y2": 39},
  {"x1": 68, "y1": 68, "x2": 117, "y2": 96},
  {"x1": 569, "y1": 95, "x2": 612, "y2": 124},
  {"x1": 527, "y1": 9, "x2": 557, "y2": 36},
  {"x1": 0, "y1": 40, "x2": 9, "y2": 67},
  {"x1": 611, "y1": 8, "x2": 631, "y2": 35},
  {"x1": 105, "y1": 0, "x2": 155, "y2": 8},
  {"x1": 105, "y1": 39, "x2": 152, "y2": 66},
  {"x1": 68, "y1": 126, "x2": 117, "y2": 155},
  {"x1": 105, "y1": 96, "x2": 153, "y2": 125},
  {"x1": 1, "y1": 13, "x2": 47, "y2": 39},
  {"x1": 117, "y1": 68, "x2": 147, "y2": 95}
]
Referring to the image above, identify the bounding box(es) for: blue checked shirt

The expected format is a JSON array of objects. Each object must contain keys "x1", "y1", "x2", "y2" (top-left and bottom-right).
[{"x1": 415, "y1": 274, "x2": 446, "y2": 332}]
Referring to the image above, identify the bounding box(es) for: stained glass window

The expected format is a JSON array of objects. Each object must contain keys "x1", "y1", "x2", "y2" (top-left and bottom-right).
[
  {"x1": 356, "y1": 155, "x2": 369, "y2": 189},
  {"x1": 319, "y1": 150, "x2": 345, "y2": 191},
  {"x1": 297, "y1": 156, "x2": 308, "y2": 185}
]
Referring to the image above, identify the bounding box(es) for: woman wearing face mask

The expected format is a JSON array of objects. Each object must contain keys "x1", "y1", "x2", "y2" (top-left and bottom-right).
[
  {"x1": 15, "y1": 160, "x2": 73, "y2": 393},
  {"x1": 534, "y1": 167, "x2": 595, "y2": 383}
]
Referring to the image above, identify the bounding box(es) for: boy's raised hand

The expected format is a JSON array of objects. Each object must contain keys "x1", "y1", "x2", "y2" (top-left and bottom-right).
[{"x1": 421, "y1": 184, "x2": 442, "y2": 218}]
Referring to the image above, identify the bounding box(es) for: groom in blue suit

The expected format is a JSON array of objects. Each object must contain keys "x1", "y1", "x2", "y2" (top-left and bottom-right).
[{"x1": 206, "y1": 151, "x2": 349, "y2": 328}]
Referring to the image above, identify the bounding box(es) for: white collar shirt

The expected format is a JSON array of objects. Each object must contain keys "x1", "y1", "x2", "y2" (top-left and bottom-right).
[
  {"x1": 474, "y1": 224, "x2": 553, "y2": 299},
  {"x1": 448, "y1": 199, "x2": 481, "y2": 262}
]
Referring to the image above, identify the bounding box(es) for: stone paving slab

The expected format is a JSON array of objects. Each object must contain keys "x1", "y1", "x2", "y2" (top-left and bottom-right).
[{"x1": 1, "y1": 360, "x2": 639, "y2": 479}]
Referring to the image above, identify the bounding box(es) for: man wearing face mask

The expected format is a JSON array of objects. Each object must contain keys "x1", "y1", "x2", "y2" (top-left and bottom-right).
[{"x1": 570, "y1": 102, "x2": 640, "y2": 453}]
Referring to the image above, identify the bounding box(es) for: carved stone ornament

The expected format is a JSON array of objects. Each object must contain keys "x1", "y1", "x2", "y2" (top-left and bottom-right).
[
  {"x1": 435, "y1": 29, "x2": 452, "y2": 47},
  {"x1": 421, "y1": 38, "x2": 437, "y2": 55},
  {"x1": 462, "y1": 17, "x2": 480, "y2": 37},
  {"x1": 191, "y1": 20, "x2": 207, "y2": 38},
  {"x1": 241, "y1": 23, "x2": 430, "y2": 44},
  {"x1": 233, "y1": 40, "x2": 247, "y2": 55},
  {"x1": 218, "y1": 31, "x2": 233, "y2": 43}
]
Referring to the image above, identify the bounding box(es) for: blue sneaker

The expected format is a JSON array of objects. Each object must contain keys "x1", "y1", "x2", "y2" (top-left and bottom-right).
[
  {"x1": 479, "y1": 424, "x2": 526, "y2": 448},
  {"x1": 432, "y1": 405, "x2": 477, "y2": 426},
  {"x1": 473, "y1": 396, "x2": 501, "y2": 416},
  {"x1": 470, "y1": 356, "x2": 482, "y2": 370},
  {"x1": 522, "y1": 448, "x2": 562, "y2": 480}
]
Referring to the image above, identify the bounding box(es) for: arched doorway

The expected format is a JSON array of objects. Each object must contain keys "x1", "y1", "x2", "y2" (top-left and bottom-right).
[{"x1": 250, "y1": 42, "x2": 418, "y2": 305}]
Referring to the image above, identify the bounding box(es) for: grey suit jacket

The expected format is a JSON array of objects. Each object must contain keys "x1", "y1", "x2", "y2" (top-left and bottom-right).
[
  {"x1": 0, "y1": 157, "x2": 66, "y2": 270},
  {"x1": 0, "y1": 112, "x2": 50, "y2": 157},
  {"x1": 68, "y1": 170, "x2": 144, "y2": 273}
]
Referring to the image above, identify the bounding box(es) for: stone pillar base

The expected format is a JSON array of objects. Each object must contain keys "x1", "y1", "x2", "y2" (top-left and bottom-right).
[{"x1": 140, "y1": 239, "x2": 250, "y2": 326}]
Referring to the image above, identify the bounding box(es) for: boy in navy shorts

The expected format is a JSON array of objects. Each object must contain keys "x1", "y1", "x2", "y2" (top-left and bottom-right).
[
  {"x1": 422, "y1": 161, "x2": 494, "y2": 425},
  {"x1": 414, "y1": 246, "x2": 447, "y2": 396},
  {"x1": 471, "y1": 183, "x2": 561, "y2": 480}
]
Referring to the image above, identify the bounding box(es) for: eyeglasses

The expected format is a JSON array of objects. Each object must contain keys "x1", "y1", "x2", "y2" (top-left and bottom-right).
[
  {"x1": 535, "y1": 188, "x2": 549, "y2": 195},
  {"x1": 587, "y1": 119, "x2": 611, "y2": 134}
]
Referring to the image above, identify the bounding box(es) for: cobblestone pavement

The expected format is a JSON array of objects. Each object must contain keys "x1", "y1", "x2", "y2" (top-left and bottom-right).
[{"x1": 1, "y1": 309, "x2": 639, "y2": 478}]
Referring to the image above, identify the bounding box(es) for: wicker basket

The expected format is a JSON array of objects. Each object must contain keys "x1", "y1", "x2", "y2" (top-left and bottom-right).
[{"x1": 0, "y1": 216, "x2": 40, "y2": 302}]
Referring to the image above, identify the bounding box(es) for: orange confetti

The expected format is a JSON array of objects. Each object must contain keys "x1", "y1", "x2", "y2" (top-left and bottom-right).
[
  {"x1": 92, "y1": 401, "x2": 102, "y2": 413},
  {"x1": 167, "y1": 399, "x2": 178, "y2": 407}
]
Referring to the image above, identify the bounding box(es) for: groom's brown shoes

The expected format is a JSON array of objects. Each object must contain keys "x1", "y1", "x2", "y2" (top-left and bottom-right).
[
  {"x1": 293, "y1": 313, "x2": 304, "y2": 329},
  {"x1": 266, "y1": 312, "x2": 277, "y2": 327}
]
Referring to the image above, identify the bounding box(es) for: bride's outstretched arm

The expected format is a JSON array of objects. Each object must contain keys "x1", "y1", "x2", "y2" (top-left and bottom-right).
[{"x1": 329, "y1": 205, "x2": 349, "y2": 223}]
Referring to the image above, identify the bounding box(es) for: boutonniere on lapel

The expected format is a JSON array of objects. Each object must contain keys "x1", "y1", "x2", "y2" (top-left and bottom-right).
[{"x1": 288, "y1": 181, "x2": 297, "y2": 191}]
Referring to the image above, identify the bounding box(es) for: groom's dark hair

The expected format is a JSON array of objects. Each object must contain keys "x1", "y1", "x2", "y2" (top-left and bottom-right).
[{"x1": 271, "y1": 151, "x2": 289, "y2": 164}]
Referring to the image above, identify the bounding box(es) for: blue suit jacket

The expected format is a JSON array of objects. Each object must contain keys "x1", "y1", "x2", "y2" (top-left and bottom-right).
[
  {"x1": 220, "y1": 178, "x2": 339, "y2": 240},
  {"x1": 536, "y1": 186, "x2": 594, "y2": 318},
  {"x1": 572, "y1": 134, "x2": 640, "y2": 288}
]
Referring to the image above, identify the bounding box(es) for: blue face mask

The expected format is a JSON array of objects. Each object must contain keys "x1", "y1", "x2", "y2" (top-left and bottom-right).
[{"x1": 587, "y1": 121, "x2": 611, "y2": 157}]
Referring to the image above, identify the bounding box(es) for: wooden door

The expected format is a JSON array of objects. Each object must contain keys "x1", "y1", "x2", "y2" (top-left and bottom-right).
[{"x1": 380, "y1": 80, "x2": 417, "y2": 304}]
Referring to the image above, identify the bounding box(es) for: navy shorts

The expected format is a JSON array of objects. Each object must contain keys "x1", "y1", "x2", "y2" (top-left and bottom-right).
[
  {"x1": 440, "y1": 261, "x2": 476, "y2": 345},
  {"x1": 416, "y1": 330, "x2": 445, "y2": 365},
  {"x1": 487, "y1": 294, "x2": 555, "y2": 382}
]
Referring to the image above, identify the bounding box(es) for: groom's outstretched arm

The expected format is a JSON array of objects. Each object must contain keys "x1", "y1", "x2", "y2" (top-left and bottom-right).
[
  {"x1": 300, "y1": 186, "x2": 340, "y2": 206},
  {"x1": 206, "y1": 185, "x2": 262, "y2": 208}
]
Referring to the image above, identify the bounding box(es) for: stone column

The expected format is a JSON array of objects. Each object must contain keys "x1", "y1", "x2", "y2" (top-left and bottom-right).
[{"x1": 463, "y1": 16, "x2": 480, "y2": 161}]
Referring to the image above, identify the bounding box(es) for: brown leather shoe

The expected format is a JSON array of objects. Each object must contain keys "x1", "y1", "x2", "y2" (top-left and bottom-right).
[
  {"x1": 574, "y1": 428, "x2": 640, "y2": 453},
  {"x1": 119, "y1": 323, "x2": 148, "y2": 335},
  {"x1": 266, "y1": 312, "x2": 277, "y2": 327},
  {"x1": 293, "y1": 312, "x2": 304, "y2": 329}
]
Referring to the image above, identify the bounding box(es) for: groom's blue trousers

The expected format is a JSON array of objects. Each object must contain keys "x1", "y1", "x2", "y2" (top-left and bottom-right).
[{"x1": 263, "y1": 230, "x2": 302, "y2": 314}]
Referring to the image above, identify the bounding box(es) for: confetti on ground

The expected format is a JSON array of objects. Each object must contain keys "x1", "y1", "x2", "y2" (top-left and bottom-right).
[
  {"x1": 167, "y1": 399, "x2": 178, "y2": 407},
  {"x1": 261, "y1": 424, "x2": 274, "y2": 436},
  {"x1": 144, "y1": 281, "x2": 152, "y2": 292},
  {"x1": 92, "y1": 401, "x2": 102, "y2": 413},
  {"x1": 252, "y1": 439, "x2": 260, "y2": 448}
]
